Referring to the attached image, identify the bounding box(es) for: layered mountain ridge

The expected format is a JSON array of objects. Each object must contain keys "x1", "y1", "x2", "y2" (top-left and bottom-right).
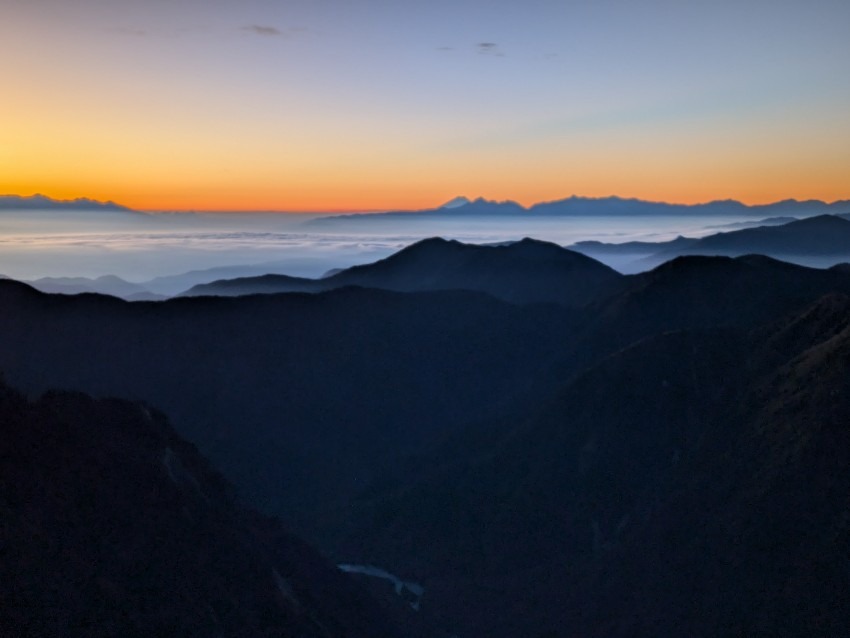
[
  {"x1": 1, "y1": 240, "x2": 849, "y2": 636},
  {"x1": 571, "y1": 213, "x2": 850, "y2": 271}
]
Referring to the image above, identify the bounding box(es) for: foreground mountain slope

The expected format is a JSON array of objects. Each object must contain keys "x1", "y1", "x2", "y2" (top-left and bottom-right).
[
  {"x1": 0, "y1": 280, "x2": 575, "y2": 539},
  {"x1": 335, "y1": 294, "x2": 850, "y2": 637},
  {"x1": 183, "y1": 237, "x2": 626, "y2": 307},
  {"x1": 2, "y1": 254, "x2": 850, "y2": 636},
  {"x1": 336, "y1": 329, "x2": 745, "y2": 636},
  {"x1": 577, "y1": 296, "x2": 850, "y2": 637},
  {"x1": 0, "y1": 380, "x2": 402, "y2": 638}
]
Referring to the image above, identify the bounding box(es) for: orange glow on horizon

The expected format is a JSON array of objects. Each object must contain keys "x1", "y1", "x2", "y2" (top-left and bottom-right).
[
  {"x1": 3, "y1": 0, "x2": 849, "y2": 215},
  {"x1": 136, "y1": 186, "x2": 850, "y2": 212},
  {"x1": 3, "y1": 93, "x2": 848, "y2": 213},
  {"x1": 4, "y1": 63, "x2": 849, "y2": 213},
  {"x1": 2, "y1": 185, "x2": 848, "y2": 213}
]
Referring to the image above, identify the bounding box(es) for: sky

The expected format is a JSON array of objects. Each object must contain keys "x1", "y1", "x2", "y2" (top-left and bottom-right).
[{"x1": 1, "y1": 0, "x2": 849, "y2": 211}]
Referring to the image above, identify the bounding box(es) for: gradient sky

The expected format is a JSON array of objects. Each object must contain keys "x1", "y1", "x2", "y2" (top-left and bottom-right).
[{"x1": 2, "y1": 0, "x2": 849, "y2": 211}]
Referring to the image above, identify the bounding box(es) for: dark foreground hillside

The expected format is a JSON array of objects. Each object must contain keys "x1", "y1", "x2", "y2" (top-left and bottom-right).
[
  {"x1": 339, "y1": 294, "x2": 850, "y2": 637},
  {"x1": 0, "y1": 280, "x2": 575, "y2": 540},
  {"x1": 0, "y1": 381, "x2": 403, "y2": 638},
  {"x1": 1, "y1": 249, "x2": 849, "y2": 636}
]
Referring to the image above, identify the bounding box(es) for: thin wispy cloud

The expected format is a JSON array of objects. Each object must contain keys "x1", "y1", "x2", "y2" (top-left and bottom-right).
[
  {"x1": 476, "y1": 42, "x2": 504, "y2": 57},
  {"x1": 242, "y1": 25, "x2": 283, "y2": 37}
]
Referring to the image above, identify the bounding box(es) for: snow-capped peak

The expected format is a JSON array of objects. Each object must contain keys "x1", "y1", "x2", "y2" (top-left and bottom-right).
[{"x1": 440, "y1": 196, "x2": 472, "y2": 209}]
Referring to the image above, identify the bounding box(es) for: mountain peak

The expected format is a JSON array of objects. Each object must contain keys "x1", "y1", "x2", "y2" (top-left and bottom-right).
[
  {"x1": 792, "y1": 213, "x2": 850, "y2": 227},
  {"x1": 440, "y1": 196, "x2": 472, "y2": 209},
  {"x1": 403, "y1": 236, "x2": 463, "y2": 251},
  {"x1": 506, "y1": 237, "x2": 571, "y2": 256},
  {"x1": 471, "y1": 196, "x2": 522, "y2": 206}
]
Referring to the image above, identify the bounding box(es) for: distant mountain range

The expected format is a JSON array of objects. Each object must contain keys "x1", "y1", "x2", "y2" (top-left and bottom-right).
[
  {"x1": 8, "y1": 214, "x2": 850, "y2": 304},
  {"x1": 20, "y1": 275, "x2": 165, "y2": 300},
  {"x1": 3, "y1": 193, "x2": 847, "y2": 219},
  {"x1": 140, "y1": 261, "x2": 327, "y2": 296},
  {"x1": 1, "y1": 248, "x2": 850, "y2": 635},
  {"x1": 0, "y1": 193, "x2": 134, "y2": 212},
  {"x1": 13, "y1": 266, "x2": 320, "y2": 300},
  {"x1": 309, "y1": 195, "x2": 850, "y2": 223},
  {"x1": 181, "y1": 216, "x2": 850, "y2": 299}
]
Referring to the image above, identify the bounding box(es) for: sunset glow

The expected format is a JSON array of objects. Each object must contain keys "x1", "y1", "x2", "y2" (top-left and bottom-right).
[{"x1": 2, "y1": 0, "x2": 849, "y2": 211}]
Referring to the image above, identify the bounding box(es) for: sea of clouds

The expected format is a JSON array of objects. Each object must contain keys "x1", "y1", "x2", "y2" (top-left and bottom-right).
[{"x1": 0, "y1": 210, "x2": 754, "y2": 282}]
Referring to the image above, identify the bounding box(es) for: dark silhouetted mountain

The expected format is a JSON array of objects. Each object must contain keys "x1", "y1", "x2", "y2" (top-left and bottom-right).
[
  {"x1": 0, "y1": 279, "x2": 576, "y2": 543},
  {"x1": 580, "y1": 214, "x2": 850, "y2": 272},
  {"x1": 184, "y1": 272, "x2": 322, "y2": 297},
  {"x1": 663, "y1": 213, "x2": 850, "y2": 258},
  {"x1": 326, "y1": 238, "x2": 621, "y2": 305},
  {"x1": 830, "y1": 262, "x2": 850, "y2": 274},
  {"x1": 183, "y1": 237, "x2": 626, "y2": 307},
  {"x1": 335, "y1": 293, "x2": 850, "y2": 637},
  {"x1": 569, "y1": 234, "x2": 699, "y2": 255},
  {"x1": 0, "y1": 193, "x2": 133, "y2": 212},
  {"x1": 594, "y1": 254, "x2": 850, "y2": 329},
  {"x1": 141, "y1": 262, "x2": 323, "y2": 296},
  {"x1": 0, "y1": 379, "x2": 403, "y2": 638},
  {"x1": 573, "y1": 297, "x2": 850, "y2": 637},
  {"x1": 540, "y1": 254, "x2": 850, "y2": 380},
  {"x1": 2, "y1": 250, "x2": 850, "y2": 636}
]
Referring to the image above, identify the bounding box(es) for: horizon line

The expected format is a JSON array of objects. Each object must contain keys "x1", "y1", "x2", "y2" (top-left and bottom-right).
[
  {"x1": 4, "y1": 192, "x2": 850, "y2": 215},
  {"x1": 137, "y1": 193, "x2": 850, "y2": 214}
]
